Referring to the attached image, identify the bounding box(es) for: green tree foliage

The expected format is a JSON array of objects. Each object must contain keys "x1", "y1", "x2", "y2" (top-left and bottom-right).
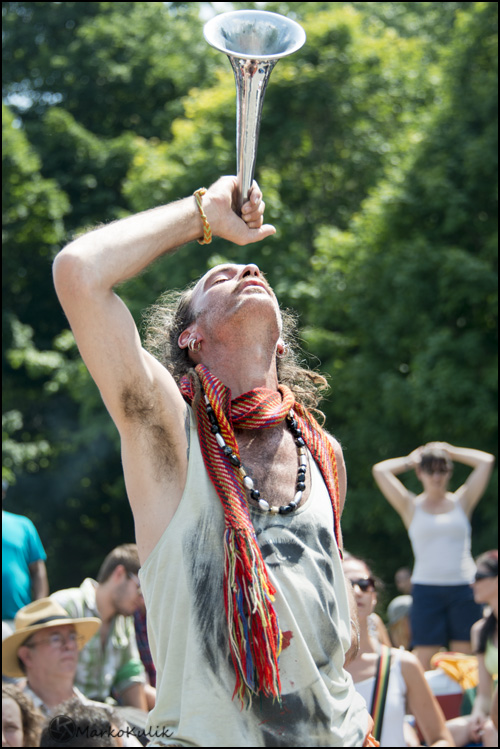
[
  {"x1": 309, "y1": 2, "x2": 498, "y2": 570},
  {"x1": 3, "y1": 101, "x2": 69, "y2": 483},
  {"x1": 2, "y1": 1, "x2": 209, "y2": 138},
  {"x1": 2, "y1": 2, "x2": 497, "y2": 594}
]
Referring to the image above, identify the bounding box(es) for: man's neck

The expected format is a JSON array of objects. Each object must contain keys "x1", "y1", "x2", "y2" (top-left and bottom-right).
[
  {"x1": 94, "y1": 583, "x2": 115, "y2": 625},
  {"x1": 27, "y1": 673, "x2": 75, "y2": 710},
  {"x1": 199, "y1": 336, "x2": 279, "y2": 399}
]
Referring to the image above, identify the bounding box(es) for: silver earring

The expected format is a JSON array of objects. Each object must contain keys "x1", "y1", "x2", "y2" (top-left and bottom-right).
[{"x1": 189, "y1": 339, "x2": 201, "y2": 353}]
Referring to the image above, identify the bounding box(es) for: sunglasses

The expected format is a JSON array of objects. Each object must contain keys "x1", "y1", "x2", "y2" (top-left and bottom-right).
[
  {"x1": 474, "y1": 571, "x2": 497, "y2": 582},
  {"x1": 349, "y1": 578, "x2": 376, "y2": 592}
]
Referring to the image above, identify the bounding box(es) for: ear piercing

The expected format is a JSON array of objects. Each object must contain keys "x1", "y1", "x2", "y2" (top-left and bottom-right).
[
  {"x1": 188, "y1": 339, "x2": 202, "y2": 353},
  {"x1": 277, "y1": 341, "x2": 289, "y2": 358}
]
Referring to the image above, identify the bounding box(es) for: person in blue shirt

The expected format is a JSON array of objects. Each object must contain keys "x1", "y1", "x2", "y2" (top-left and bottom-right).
[{"x1": 2, "y1": 480, "x2": 49, "y2": 624}]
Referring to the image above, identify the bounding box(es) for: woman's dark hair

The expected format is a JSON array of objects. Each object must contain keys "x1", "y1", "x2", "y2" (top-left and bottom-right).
[
  {"x1": 419, "y1": 447, "x2": 453, "y2": 474},
  {"x1": 342, "y1": 552, "x2": 385, "y2": 592},
  {"x1": 475, "y1": 550, "x2": 498, "y2": 655},
  {"x1": 142, "y1": 283, "x2": 330, "y2": 419}
]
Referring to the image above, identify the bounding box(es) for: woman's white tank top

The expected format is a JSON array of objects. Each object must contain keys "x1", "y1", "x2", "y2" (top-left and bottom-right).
[{"x1": 409, "y1": 499, "x2": 476, "y2": 585}]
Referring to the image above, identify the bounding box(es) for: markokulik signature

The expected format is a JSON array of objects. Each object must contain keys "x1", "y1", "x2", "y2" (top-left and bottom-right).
[{"x1": 49, "y1": 714, "x2": 174, "y2": 742}]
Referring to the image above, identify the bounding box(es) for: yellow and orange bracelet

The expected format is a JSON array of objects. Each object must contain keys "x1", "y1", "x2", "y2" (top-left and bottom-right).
[{"x1": 194, "y1": 188, "x2": 212, "y2": 245}]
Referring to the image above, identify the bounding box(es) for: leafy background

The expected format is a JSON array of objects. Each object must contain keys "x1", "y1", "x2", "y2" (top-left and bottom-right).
[{"x1": 2, "y1": 1, "x2": 498, "y2": 608}]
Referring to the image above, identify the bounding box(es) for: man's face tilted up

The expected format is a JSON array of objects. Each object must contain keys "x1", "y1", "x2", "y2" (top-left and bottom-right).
[{"x1": 180, "y1": 263, "x2": 283, "y2": 353}]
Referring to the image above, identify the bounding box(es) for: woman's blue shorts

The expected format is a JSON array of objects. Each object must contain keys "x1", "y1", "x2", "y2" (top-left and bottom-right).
[{"x1": 410, "y1": 583, "x2": 483, "y2": 647}]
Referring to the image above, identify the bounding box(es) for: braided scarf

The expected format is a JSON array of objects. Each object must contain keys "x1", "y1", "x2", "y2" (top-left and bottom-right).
[{"x1": 179, "y1": 364, "x2": 342, "y2": 707}]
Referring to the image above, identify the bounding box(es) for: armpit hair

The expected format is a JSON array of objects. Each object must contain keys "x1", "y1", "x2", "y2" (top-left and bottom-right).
[
  {"x1": 121, "y1": 383, "x2": 156, "y2": 424},
  {"x1": 120, "y1": 380, "x2": 178, "y2": 480}
]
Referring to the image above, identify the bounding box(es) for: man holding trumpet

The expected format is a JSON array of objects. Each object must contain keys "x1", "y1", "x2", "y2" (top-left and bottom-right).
[{"x1": 53, "y1": 176, "x2": 375, "y2": 746}]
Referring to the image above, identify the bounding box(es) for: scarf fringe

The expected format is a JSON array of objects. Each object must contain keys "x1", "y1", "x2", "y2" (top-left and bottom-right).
[{"x1": 224, "y1": 527, "x2": 282, "y2": 709}]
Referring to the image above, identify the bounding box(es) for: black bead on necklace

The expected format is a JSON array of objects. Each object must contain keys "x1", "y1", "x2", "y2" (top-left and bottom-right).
[{"x1": 204, "y1": 395, "x2": 307, "y2": 514}]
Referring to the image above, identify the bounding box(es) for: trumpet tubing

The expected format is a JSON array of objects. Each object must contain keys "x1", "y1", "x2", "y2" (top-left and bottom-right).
[{"x1": 204, "y1": 10, "x2": 306, "y2": 210}]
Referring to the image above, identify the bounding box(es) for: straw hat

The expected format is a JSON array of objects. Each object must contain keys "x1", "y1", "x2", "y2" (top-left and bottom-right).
[{"x1": 2, "y1": 597, "x2": 101, "y2": 677}]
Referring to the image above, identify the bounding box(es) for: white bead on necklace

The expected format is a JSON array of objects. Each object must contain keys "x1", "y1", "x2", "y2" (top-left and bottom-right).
[{"x1": 204, "y1": 396, "x2": 307, "y2": 515}]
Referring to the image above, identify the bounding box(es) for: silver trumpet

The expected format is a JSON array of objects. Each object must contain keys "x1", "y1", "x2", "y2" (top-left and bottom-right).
[{"x1": 204, "y1": 10, "x2": 306, "y2": 210}]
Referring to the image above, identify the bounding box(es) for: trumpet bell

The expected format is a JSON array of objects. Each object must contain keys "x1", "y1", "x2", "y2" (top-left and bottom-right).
[
  {"x1": 204, "y1": 11, "x2": 306, "y2": 209},
  {"x1": 203, "y1": 10, "x2": 306, "y2": 61}
]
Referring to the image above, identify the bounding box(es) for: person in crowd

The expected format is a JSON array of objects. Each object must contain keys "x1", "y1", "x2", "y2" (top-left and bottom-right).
[
  {"x1": 387, "y1": 595, "x2": 413, "y2": 650},
  {"x1": 372, "y1": 442, "x2": 494, "y2": 670},
  {"x1": 445, "y1": 551, "x2": 498, "y2": 747},
  {"x1": 343, "y1": 552, "x2": 391, "y2": 647},
  {"x1": 386, "y1": 566, "x2": 413, "y2": 650},
  {"x1": 2, "y1": 683, "x2": 43, "y2": 747},
  {"x1": 2, "y1": 597, "x2": 101, "y2": 713},
  {"x1": 395, "y1": 566, "x2": 413, "y2": 595},
  {"x1": 50, "y1": 544, "x2": 149, "y2": 711},
  {"x1": 470, "y1": 551, "x2": 497, "y2": 747},
  {"x1": 2, "y1": 480, "x2": 49, "y2": 625},
  {"x1": 343, "y1": 555, "x2": 455, "y2": 747},
  {"x1": 1, "y1": 598, "x2": 142, "y2": 747},
  {"x1": 39, "y1": 697, "x2": 120, "y2": 747},
  {"x1": 52, "y1": 174, "x2": 376, "y2": 746}
]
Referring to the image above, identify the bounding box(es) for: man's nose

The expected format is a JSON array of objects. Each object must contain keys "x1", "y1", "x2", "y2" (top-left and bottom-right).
[{"x1": 240, "y1": 264, "x2": 261, "y2": 278}]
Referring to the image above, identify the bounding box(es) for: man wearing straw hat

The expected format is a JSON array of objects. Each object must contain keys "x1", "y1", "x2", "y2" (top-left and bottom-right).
[
  {"x1": 2, "y1": 597, "x2": 100, "y2": 711},
  {"x1": 3, "y1": 598, "x2": 143, "y2": 746},
  {"x1": 53, "y1": 178, "x2": 375, "y2": 746}
]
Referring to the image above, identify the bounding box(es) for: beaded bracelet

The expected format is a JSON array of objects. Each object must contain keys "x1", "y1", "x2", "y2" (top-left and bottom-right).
[{"x1": 193, "y1": 188, "x2": 212, "y2": 245}]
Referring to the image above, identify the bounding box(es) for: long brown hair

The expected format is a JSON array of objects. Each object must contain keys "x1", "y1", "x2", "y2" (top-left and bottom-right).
[
  {"x1": 2, "y1": 684, "x2": 43, "y2": 747},
  {"x1": 141, "y1": 284, "x2": 329, "y2": 418}
]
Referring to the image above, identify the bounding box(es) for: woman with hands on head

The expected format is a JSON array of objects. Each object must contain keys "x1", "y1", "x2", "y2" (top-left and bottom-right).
[{"x1": 372, "y1": 442, "x2": 495, "y2": 671}]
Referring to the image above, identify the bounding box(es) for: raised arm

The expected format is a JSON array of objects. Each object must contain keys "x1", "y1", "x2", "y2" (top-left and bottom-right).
[
  {"x1": 53, "y1": 178, "x2": 275, "y2": 558},
  {"x1": 52, "y1": 177, "x2": 275, "y2": 436},
  {"x1": 431, "y1": 442, "x2": 495, "y2": 518},
  {"x1": 372, "y1": 452, "x2": 419, "y2": 529}
]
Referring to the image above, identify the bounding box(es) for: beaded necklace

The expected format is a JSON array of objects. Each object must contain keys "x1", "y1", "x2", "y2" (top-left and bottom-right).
[{"x1": 205, "y1": 395, "x2": 308, "y2": 514}]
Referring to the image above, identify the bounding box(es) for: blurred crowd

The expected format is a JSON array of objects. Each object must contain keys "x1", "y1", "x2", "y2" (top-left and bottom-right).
[{"x1": 2, "y1": 441, "x2": 497, "y2": 747}]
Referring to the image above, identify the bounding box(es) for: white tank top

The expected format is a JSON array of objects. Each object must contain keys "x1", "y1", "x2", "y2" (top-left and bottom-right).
[
  {"x1": 354, "y1": 649, "x2": 407, "y2": 747},
  {"x1": 409, "y1": 499, "x2": 476, "y2": 585},
  {"x1": 138, "y1": 406, "x2": 368, "y2": 747}
]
